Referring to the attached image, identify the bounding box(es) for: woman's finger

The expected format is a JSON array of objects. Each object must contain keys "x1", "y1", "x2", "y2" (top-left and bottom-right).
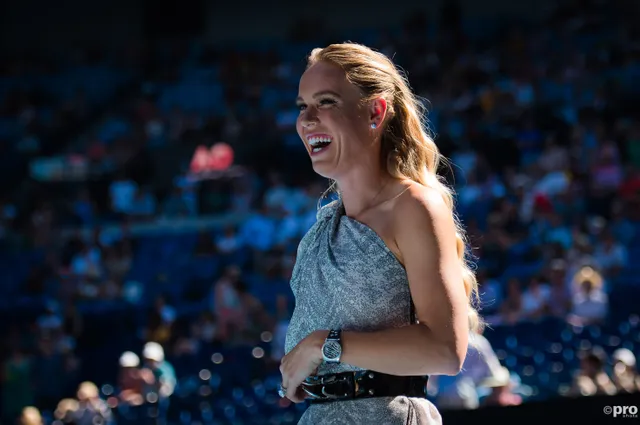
[
  {"x1": 280, "y1": 378, "x2": 289, "y2": 396},
  {"x1": 279, "y1": 359, "x2": 291, "y2": 398},
  {"x1": 287, "y1": 385, "x2": 307, "y2": 403},
  {"x1": 279, "y1": 360, "x2": 287, "y2": 381}
]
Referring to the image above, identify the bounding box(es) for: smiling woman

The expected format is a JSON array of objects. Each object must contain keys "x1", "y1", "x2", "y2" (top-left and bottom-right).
[
  {"x1": 280, "y1": 42, "x2": 481, "y2": 425},
  {"x1": 295, "y1": 64, "x2": 384, "y2": 179}
]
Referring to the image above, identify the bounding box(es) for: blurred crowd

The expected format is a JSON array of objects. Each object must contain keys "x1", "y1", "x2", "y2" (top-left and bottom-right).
[{"x1": 2, "y1": 0, "x2": 640, "y2": 423}]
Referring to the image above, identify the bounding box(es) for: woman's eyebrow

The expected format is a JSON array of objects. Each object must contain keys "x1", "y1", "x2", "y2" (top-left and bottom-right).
[{"x1": 296, "y1": 90, "x2": 342, "y2": 102}]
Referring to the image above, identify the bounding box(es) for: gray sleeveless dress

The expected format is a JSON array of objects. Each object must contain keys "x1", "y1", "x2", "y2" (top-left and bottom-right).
[{"x1": 284, "y1": 200, "x2": 442, "y2": 425}]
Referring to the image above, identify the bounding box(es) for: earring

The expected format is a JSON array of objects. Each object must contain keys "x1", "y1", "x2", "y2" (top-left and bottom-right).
[{"x1": 370, "y1": 122, "x2": 377, "y2": 129}]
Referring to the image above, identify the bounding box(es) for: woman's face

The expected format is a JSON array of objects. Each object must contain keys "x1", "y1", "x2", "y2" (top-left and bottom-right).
[{"x1": 296, "y1": 61, "x2": 377, "y2": 179}]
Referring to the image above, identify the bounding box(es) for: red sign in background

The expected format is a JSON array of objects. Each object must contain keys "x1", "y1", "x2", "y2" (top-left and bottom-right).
[{"x1": 190, "y1": 143, "x2": 234, "y2": 173}]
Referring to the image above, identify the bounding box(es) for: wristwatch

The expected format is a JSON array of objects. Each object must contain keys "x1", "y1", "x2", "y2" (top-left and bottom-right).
[{"x1": 321, "y1": 329, "x2": 342, "y2": 364}]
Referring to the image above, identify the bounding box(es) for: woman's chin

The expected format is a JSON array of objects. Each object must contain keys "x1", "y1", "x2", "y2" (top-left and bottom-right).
[{"x1": 310, "y1": 162, "x2": 337, "y2": 179}]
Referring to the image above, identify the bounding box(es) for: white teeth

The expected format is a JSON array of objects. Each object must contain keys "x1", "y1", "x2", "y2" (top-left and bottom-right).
[{"x1": 308, "y1": 136, "x2": 333, "y2": 147}]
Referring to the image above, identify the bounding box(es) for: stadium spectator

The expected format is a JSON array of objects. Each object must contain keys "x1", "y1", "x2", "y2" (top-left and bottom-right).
[
  {"x1": 610, "y1": 201, "x2": 636, "y2": 246},
  {"x1": 109, "y1": 172, "x2": 138, "y2": 217},
  {"x1": 611, "y1": 348, "x2": 640, "y2": 394},
  {"x1": 172, "y1": 322, "x2": 203, "y2": 360},
  {"x1": 568, "y1": 267, "x2": 609, "y2": 326},
  {"x1": 521, "y1": 276, "x2": 551, "y2": 320},
  {"x1": 69, "y1": 231, "x2": 104, "y2": 285},
  {"x1": 54, "y1": 398, "x2": 79, "y2": 423},
  {"x1": 71, "y1": 188, "x2": 97, "y2": 226},
  {"x1": 18, "y1": 406, "x2": 43, "y2": 425},
  {"x1": 436, "y1": 325, "x2": 504, "y2": 410},
  {"x1": 103, "y1": 238, "x2": 133, "y2": 283},
  {"x1": 72, "y1": 381, "x2": 113, "y2": 425},
  {"x1": 546, "y1": 259, "x2": 573, "y2": 319},
  {"x1": 239, "y1": 204, "x2": 279, "y2": 254},
  {"x1": 144, "y1": 295, "x2": 177, "y2": 345},
  {"x1": 565, "y1": 235, "x2": 596, "y2": 285},
  {"x1": 570, "y1": 349, "x2": 617, "y2": 397},
  {"x1": 213, "y1": 265, "x2": 247, "y2": 341},
  {"x1": 480, "y1": 367, "x2": 523, "y2": 407},
  {"x1": 127, "y1": 186, "x2": 157, "y2": 221},
  {"x1": 263, "y1": 171, "x2": 290, "y2": 214},
  {"x1": 496, "y1": 278, "x2": 524, "y2": 325},
  {"x1": 215, "y1": 225, "x2": 242, "y2": 255},
  {"x1": 235, "y1": 280, "x2": 271, "y2": 342},
  {"x1": 118, "y1": 351, "x2": 145, "y2": 406},
  {"x1": 141, "y1": 342, "x2": 175, "y2": 424},
  {"x1": 542, "y1": 213, "x2": 573, "y2": 251},
  {"x1": 36, "y1": 300, "x2": 63, "y2": 337},
  {"x1": 194, "y1": 311, "x2": 219, "y2": 346},
  {"x1": 593, "y1": 230, "x2": 628, "y2": 276}
]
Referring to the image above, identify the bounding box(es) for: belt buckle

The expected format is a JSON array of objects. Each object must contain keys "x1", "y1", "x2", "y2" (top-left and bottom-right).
[
  {"x1": 302, "y1": 374, "x2": 349, "y2": 400},
  {"x1": 353, "y1": 370, "x2": 369, "y2": 396},
  {"x1": 301, "y1": 376, "x2": 324, "y2": 400}
]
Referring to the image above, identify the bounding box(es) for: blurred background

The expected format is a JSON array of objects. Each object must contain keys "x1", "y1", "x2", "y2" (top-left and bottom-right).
[{"x1": 0, "y1": 0, "x2": 639, "y2": 424}]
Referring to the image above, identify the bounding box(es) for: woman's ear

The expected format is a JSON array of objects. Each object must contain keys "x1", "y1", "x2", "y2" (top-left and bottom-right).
[{"x1": 369, "y1": 97, "x2": 388, "y2": 127}]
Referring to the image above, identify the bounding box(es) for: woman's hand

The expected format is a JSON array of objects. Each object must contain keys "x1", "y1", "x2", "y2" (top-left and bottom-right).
[{"x1": 279, "y1": 330, "x2": 327, "y2": 403}]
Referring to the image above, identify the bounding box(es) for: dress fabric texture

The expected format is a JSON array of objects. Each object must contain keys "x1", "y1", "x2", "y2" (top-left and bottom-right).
[{"x1": 284, "y1": 200, "x2": 442, "y2": 425}]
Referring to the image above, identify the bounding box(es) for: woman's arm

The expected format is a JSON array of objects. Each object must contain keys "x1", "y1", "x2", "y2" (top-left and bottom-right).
[
  {"x1": 313, "y1": 186, "x2": 469, "y2": 376},
  {"x1": 339, "y1": 325, "x2": 462, "y2": 376}
]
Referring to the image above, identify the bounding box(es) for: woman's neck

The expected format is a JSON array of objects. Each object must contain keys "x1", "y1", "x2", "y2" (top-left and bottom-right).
[{"x1": 336, "y1": 167, "x2": 396, "y2": 217}]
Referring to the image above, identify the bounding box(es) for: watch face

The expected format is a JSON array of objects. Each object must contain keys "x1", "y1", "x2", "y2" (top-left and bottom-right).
[{"x1": 323, "y1": 341, "x2": 342, "y2": 361}]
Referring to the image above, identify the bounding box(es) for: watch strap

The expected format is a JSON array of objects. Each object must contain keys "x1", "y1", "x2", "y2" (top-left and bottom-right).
[{"x1": 327, "y1": 329, "x2": 341, "y2": 341}]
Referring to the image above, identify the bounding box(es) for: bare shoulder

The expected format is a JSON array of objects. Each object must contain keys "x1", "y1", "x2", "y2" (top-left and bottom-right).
[{"x1": 392, "y1": 181, "x2": 453, "y2": 235}]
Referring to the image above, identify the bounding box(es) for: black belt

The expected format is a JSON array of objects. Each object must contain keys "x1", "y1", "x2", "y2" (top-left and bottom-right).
[{"x1": 302, "y1": 371, "x2": 427, "y2": 404}]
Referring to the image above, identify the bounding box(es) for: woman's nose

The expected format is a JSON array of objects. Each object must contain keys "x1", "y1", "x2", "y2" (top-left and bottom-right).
[{"x1": 300, "y1": 109, "x2": 319, "y2": 128}]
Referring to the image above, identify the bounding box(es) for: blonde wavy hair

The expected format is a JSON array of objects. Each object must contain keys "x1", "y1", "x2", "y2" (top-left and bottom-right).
[{"x1": 308, "y1": 42, "x2": 482, "y2": 334}]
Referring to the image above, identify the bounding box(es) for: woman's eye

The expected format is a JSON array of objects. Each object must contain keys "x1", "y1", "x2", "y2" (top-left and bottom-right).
[
  {"x1": 296, "y1": 99, "x2": 336, "y2": 111},
  {"x1": 319, "y1": 99, "x2": 336, "y2": 107}
]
